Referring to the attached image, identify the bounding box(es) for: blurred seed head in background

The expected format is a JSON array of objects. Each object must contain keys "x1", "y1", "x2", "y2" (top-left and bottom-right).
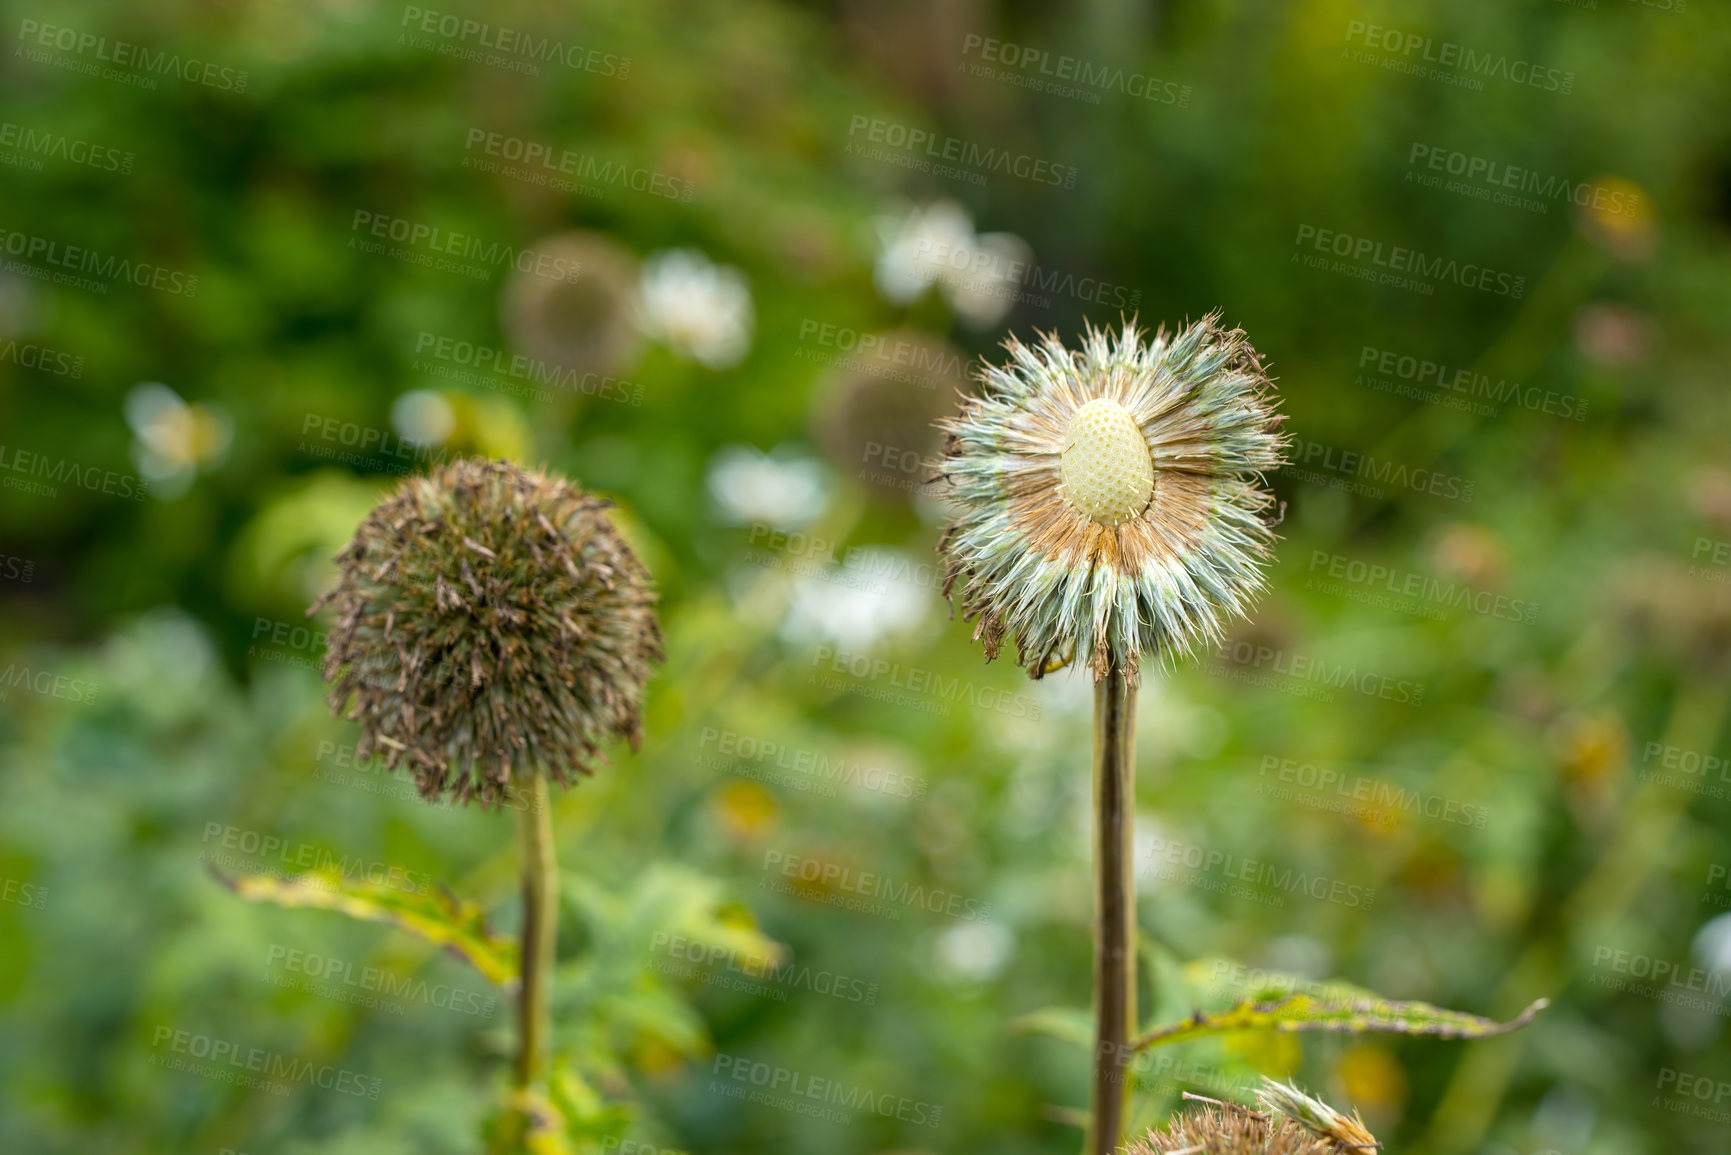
[
  {"x1": 503, "y1": 231, "x2": 644, "y2": 378},
  {"x1": 813, "y1": 328, "x2": 967, "y2": 504}
]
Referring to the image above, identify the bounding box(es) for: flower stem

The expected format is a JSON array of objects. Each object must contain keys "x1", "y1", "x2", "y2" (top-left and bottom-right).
[
  {"x1": 1087, "y1": 668, "x2": 1137, "y2": 1155},
  {"x1": 515, "y1": 774, "x2": 557, "y2": 1090}
]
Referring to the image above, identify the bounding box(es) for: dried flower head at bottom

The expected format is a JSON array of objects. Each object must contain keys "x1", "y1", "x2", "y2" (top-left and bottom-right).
[{"x1": 1126, "y1": 1104, "x2": 1353, "y2": 1155}]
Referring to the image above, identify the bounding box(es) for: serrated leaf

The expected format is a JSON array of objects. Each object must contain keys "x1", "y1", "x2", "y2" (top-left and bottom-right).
[
  {"x1": 1133, "y1": 993, "x2": 1548, "y2": 1052},
  {"x1": 213, "y1": 865, "x2": 519, "y2": 989},
  {"x1": 1008, "y1": 1005, "x2": 1093, "y2": 1049}
]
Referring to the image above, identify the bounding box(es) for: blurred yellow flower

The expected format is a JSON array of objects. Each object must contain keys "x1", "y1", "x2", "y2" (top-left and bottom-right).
[
  {"x1": 1576, "y1": 175, "x2": 1655, "y2": 260},
  {"x1": 1338, "y1": 1043, "x2": 1407, "y2": 1120},
  {"x1": 714, "y1": 780, "x2": 779, "y2": 841}
]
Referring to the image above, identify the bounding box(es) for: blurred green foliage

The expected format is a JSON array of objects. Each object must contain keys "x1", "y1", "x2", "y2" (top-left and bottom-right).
[{"x1": 3, "y1": 1, "x2": 1731, "y2": 1153}]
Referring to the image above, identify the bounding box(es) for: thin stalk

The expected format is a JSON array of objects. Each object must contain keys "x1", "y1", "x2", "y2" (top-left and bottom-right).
[
  {"x1": 515, "y1": 774, "x2": 557, "y2": 1089},
  {"x1": 1087, "y1": 667, "x2": 1137, "y2": 1155}
]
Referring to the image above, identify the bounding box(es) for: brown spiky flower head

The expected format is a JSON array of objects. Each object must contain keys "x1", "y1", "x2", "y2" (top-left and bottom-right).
[
  {"x1": 312, "y1": 458, "x2": 663, "y2": 807},
  {"x1": 1126, "y1": 1105, "x2": 1346, "y2": 1155},
  {"x1": 933, "y1": 314, "x2": 1285, "y2": 682},
  {"x1": 1128, "y1": 1080, "x2": 1379, "y2": 1154}
]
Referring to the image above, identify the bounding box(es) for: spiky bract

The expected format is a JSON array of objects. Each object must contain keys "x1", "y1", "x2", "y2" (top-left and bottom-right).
[
  {"x1": 933, "y1": 314, "x2": 1285, "y2": 681},
  {"x1": 1257, "y1": 1080, "x2": 1380, "y2": 1150},
  {"x1": 314, "y1": 458, "x2": 663, "y2": 807}
]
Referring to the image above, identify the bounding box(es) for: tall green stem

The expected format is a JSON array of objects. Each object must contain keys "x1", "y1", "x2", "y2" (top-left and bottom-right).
[
  {"x1": 515, "y1": 774, "x2": 557, "y2": 1089},
  {"x1": 1087, "y1": 668, "x2": 1137, "y2": 1155}
]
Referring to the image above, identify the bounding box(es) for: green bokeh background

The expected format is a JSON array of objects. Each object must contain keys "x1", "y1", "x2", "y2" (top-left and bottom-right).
[{"x1": 3, "y1": 1, "x2": 1730, "y2": 1153}]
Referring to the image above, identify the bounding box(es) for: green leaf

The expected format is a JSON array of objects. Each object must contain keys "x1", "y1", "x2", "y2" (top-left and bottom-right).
[
  {"x1": 1008, "y1": 1005, "x2": 1093, "y2": 1049},
  {"x1": 484, "y1": 1059, "x2": 650, "y2": 1155},
  {"x1": 213, "y1": 865, "x2": 519, "y2": 989},
  {"x1": 1133, "y1": 993, "x2": 1549, "y2": 1052},
  {"x1": 555, "y1": 864, "x2": 786, "y2": 1066}
]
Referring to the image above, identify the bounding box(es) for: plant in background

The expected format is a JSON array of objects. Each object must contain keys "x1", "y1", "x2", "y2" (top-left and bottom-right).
[{"x1": 932, "y1": 317, "x2": 1546, "y2": 1154}]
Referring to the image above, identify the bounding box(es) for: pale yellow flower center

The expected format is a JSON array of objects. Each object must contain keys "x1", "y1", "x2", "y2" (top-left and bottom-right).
[{"x1": 1058, "y1": 398, "x2": 1154, "y2": 528}]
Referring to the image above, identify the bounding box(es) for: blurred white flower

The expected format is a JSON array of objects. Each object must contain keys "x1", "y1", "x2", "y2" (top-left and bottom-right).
[
  {"x1": 875, "y1": 201, "x2": 973, "y2": 303},
  {"x1": 391, "y1": 389, "x2": 457, "y2": 446},
  {"x1": 874, "y1": 200, "x2": 1031, "y2": 328},
  {"x1": 707, "y1": 444, "x2": 827, "y2": 528},
  {"x1": 1693, "y1": 912, "x2": 1731, "y2": 974},
  {"x1": 638, "y1": 248, "x2": 753, "y2": 369},
  {"x1": 780, "y1": 548, "x2": 934, "y2": 650},
  {"x1": 934, "y1": 920, "x2": 1013, "y2": 984},
  {"x1": 125, "y1": 383, "x2": 232, "y2": 499}
]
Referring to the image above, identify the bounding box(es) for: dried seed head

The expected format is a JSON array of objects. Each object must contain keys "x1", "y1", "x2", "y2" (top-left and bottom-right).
[
  {"x1": 1125, "y1": 1105, "x2": 1343, "y2": 1155},
  {"x1": 932, "y1": 314, "x2": 1287, "y2": 681},
  {"x1": 312, "y1": 458, "x2": 664, "y2": 807}
]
